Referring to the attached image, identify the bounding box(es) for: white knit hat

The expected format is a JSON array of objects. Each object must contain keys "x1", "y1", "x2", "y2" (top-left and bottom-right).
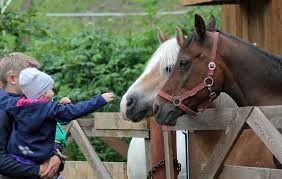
[{"x1": 19, "y1": 68, "x2": 54, "y2": 100}]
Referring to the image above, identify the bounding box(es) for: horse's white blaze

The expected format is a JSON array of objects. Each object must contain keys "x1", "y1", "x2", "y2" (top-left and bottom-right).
[{"x1": 120, "y1": 38, "x2": 179, "y2": 120}]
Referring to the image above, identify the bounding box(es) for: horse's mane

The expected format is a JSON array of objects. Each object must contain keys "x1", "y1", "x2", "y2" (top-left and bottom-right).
[
  {"x1": 143, "y1": 38, "x2": 180, "y2": 75},
  {"x1": 183, "y1": 30, "x2": 282, "y2": 63},
  {"x1": 220, "y1": 31, "x2": 282, "y2": 63}
]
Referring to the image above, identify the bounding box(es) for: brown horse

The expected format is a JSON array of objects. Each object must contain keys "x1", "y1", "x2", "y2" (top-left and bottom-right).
[
  {"x1": 154, "y1": 14, "x2": 282, "y2": 125},
  {"x1": 153, "y1": 14, "x2": 282, "y2": 172}
]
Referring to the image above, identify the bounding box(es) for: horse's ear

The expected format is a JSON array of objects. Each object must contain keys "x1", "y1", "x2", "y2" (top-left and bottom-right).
[
  {"x1": 194, "y1": 14, "x2": 206, "y2": 41},
  {"x1": 206, "y1": 15, "x2": 216, "y2": 31},
  {"x1": 156, "y1": 27, "x2": 168, "y2": 44},
  {"x1": 176, "y1": 26, "x2": 184, "y2": 46}
]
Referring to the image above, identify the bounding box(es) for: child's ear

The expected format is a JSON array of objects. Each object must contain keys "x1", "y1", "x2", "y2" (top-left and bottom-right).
[{"x1": 7, "y1": 73, "x2": 17, "y2": 85}]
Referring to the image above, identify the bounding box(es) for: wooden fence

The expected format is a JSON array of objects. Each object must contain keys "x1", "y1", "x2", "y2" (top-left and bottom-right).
[
  {"x1": 61, "y1": 105, "x2": 282, "y2": 178},
  {"x1": 62, "y1": 113, "x2": 151, "y2": 179},
  {"x1": 163, "y1": 105, "x2": 282, "y2": 179}
]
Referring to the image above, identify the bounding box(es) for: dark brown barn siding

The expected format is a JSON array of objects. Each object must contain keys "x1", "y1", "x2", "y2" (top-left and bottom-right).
[
  {"x1": 222, "y1": 0, "x2": 282, "y2": 55},
  {"x1": 181, "y1": 0, "x2": 240, "y2": 6}
]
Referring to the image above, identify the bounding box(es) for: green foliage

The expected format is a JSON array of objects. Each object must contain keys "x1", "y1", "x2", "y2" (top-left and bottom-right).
[
  {"x1": 27, "y1": 29, "x2": 157, "y2": 112},
  {"x1": 0, "y1": 10, "x2": 49, "y2": 57},
  {"x1": 1, "y1": 2, "x2": 222, "y2": 161}
]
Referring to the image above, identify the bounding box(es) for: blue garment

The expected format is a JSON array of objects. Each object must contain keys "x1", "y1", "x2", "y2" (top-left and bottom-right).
[
  {"x1": 0, "y1": 93, "x2": 39, "y2": 178},
  {"x1": 0, "y1": 90, "x2": 107, "y2": 164}
]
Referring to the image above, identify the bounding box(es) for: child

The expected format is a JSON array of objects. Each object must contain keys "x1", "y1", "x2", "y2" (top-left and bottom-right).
[{"x1": 0, "y1": 67, "x2": 114, "y2": 166}]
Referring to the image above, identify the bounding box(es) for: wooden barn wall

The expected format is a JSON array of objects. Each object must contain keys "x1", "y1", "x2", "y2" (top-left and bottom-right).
[{"x1": 222, "y1": 0, "x2": 282, "y2": 55}]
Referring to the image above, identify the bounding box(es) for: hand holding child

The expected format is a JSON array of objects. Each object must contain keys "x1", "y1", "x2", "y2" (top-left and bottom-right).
[{"x1": 102, "y1": 92, "x2": 115, "y2": 102}]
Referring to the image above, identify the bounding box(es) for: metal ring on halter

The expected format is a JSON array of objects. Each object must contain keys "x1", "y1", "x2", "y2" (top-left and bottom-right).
[
  {"x1": 209, "y1": 92, "x2": 217, "y2": 99},
  {"x1": 204, "y1": 76, "x2": 214, "y2": 87},
  {"x1": 208, "y1": 62, "x2": 216, "y2": 70},
  {"x1": 172, "y1": 96, "x2": 181, "y2": 106}
]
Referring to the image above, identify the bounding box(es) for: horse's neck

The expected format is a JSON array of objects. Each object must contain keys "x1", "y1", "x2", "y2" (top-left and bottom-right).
[{"x1": 220, "y1": 34, "x2": 282, "y2": 106}]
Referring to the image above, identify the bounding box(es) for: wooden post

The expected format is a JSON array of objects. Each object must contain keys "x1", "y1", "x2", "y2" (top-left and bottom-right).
[
  {"x1": 163, "y1": 127, "x2": 175, "y2": 179},
  {"x1": 70, "y1": 120, "x2": 112, "y2": 179},
  {"x1": 150, "y1": 118, "x2": 166, "y2": 178}
]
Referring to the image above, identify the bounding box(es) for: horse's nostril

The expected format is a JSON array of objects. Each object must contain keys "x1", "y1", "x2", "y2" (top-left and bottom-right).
[
  {"x1": 153, "y1": 104, "x2": 160, "y2": 115},
  {"x1": 126, "y1": 97, "x2": 134, "y2": 107}
]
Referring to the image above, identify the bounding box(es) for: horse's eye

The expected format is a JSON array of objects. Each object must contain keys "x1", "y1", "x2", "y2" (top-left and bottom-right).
[{"x1": 179, "y1": 60, "x2": 190, "y2": 67}]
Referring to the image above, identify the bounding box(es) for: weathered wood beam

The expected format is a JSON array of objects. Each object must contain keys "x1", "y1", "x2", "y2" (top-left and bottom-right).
[
  {"x1": 170, "y1": 105, "x2": 282, "y2": 131},
  {"x1": 247, "y1": 107, "x2": 282, "y2": 165},
  {"x1": 90, "y1": 129, "x2": 149, "y2": 138},
  {"x1": 63, "y1": 161, "x2": 127, "y2": 179},
  {"x1": 199, "y1": 107, "x2": 253, "y2": 179},
  {"x1": 70, "y1": 121, "x2": 112, "y2": 179},
  {"x1": 94, "y1": 112, "x2": 148, "y2": 130},
  {"x1": 99, "y1": 137, "x2": 129, "y2": 159},
  {"x1": 219, "y1": 165, "x2": 282, "y2": 179}
]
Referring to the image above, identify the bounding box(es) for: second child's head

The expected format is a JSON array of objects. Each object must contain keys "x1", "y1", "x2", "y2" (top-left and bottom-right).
[
  {"x1": 19, "y1": 68, "x2": 54, "y2": 100},
  {"x1": 0, "y1": 52, "x2": 40, "y2": 94}
]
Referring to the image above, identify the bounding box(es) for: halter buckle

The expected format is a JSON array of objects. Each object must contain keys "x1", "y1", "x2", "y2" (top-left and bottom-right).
[
  {"x1": 172, "y1": 96, "x2": 181, "y2": 106},
  {"x1": 208, "y1": 62, "x2": 216, "y2": 70},
  {"x1": 209, "y1": 92, "x2": 217, "y2": 99},
  {"x1": 204, "y1": 76, "x2": 214, "y2": 87}
]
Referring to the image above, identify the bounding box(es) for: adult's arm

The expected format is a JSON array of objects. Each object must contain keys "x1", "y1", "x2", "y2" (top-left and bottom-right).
[{"x1": 0, "y1": 153, "x2": 39, "y2": 178}]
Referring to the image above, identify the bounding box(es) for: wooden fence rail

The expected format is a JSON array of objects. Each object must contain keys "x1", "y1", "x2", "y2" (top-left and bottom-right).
[{"x1": 163, "y1": 105, "x2": 282, "y2": 179}]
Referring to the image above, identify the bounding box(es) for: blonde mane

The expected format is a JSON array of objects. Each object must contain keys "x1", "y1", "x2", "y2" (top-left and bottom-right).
[{"x1": 143, "y1": 38, "x2": 180, "y2": 75}]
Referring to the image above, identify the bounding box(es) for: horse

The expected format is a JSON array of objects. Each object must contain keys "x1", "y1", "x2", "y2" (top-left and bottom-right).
[
  {"x1": 153, "y1": 14, "x2": 281, "y2": 172},
  {"x1": 122, "y1": 20, "x2": 276, "y2": 179},
  {"x1": 121, "y1": 29, "x2": 188, "y2": 178}
]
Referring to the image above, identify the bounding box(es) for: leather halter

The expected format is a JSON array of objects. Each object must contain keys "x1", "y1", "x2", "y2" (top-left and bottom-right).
[{"x1": 157, "y1": 32, "x2": 219, "y2": 114}]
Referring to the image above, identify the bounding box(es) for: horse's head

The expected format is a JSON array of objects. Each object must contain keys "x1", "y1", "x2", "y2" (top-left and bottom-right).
[
  {"x1": 154, "y1": 14, "x2": 224, "y2": 125},
  {"x1": 120, "y1": 29, "x2": 180, "y2": 122}
]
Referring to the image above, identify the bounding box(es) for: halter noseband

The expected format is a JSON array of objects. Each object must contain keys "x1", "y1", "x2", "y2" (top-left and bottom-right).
[{"x1": 157, "y1": 32, "x2": 219, "y2": 114}]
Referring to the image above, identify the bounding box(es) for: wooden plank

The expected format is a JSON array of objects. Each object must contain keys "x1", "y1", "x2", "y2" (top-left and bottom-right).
[
  {"x1": 199, "y1": 107, "x2": 253, "y2": 179},
  {"x1": 163, "y1": 127, "x2": 174, "y2": 179},
  {"x1": 219, "y1": 165, "x2": 282, "y2": 179},
  {"x1": 90, "y1": 129, "x2": 149, "y2": 138},
  {"x1": 94, "y1": 112, "x2": 148, "y2": 130},
  {"x1": 181, "y1": 0, "x2": 239, "y2": 6},
  {"x1": 169, "y1": 105, "x2": 282, "y2": 131},
  {"x1": 99, "y1": 137, "x2": 129, "y2": 159},
  {"x1": 70, "y1": 121, "x2": 112, "y2": 179},
  {"x1": 150, "y1": 118, "x2": 166, "y2": 179},
  {"x1": 246, "y1": 107, "x2": 282, "y2": 164},
  {"x1": 63, "y1": 161, "x2": 127, "y2": 179}
]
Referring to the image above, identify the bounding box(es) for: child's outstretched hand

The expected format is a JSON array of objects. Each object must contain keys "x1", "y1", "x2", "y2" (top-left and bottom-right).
[
  {"x1": 59, "y1": 97, "x2": 72, "y2": 104},
  {"x1": 102, "y1": 92, "x2": 115, "y2": 102}
]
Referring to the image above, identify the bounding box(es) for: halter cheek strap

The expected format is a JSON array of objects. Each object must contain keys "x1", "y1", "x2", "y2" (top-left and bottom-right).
[{"x1": 157, "y1": 32, "x2": 219, "y2": 114}]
